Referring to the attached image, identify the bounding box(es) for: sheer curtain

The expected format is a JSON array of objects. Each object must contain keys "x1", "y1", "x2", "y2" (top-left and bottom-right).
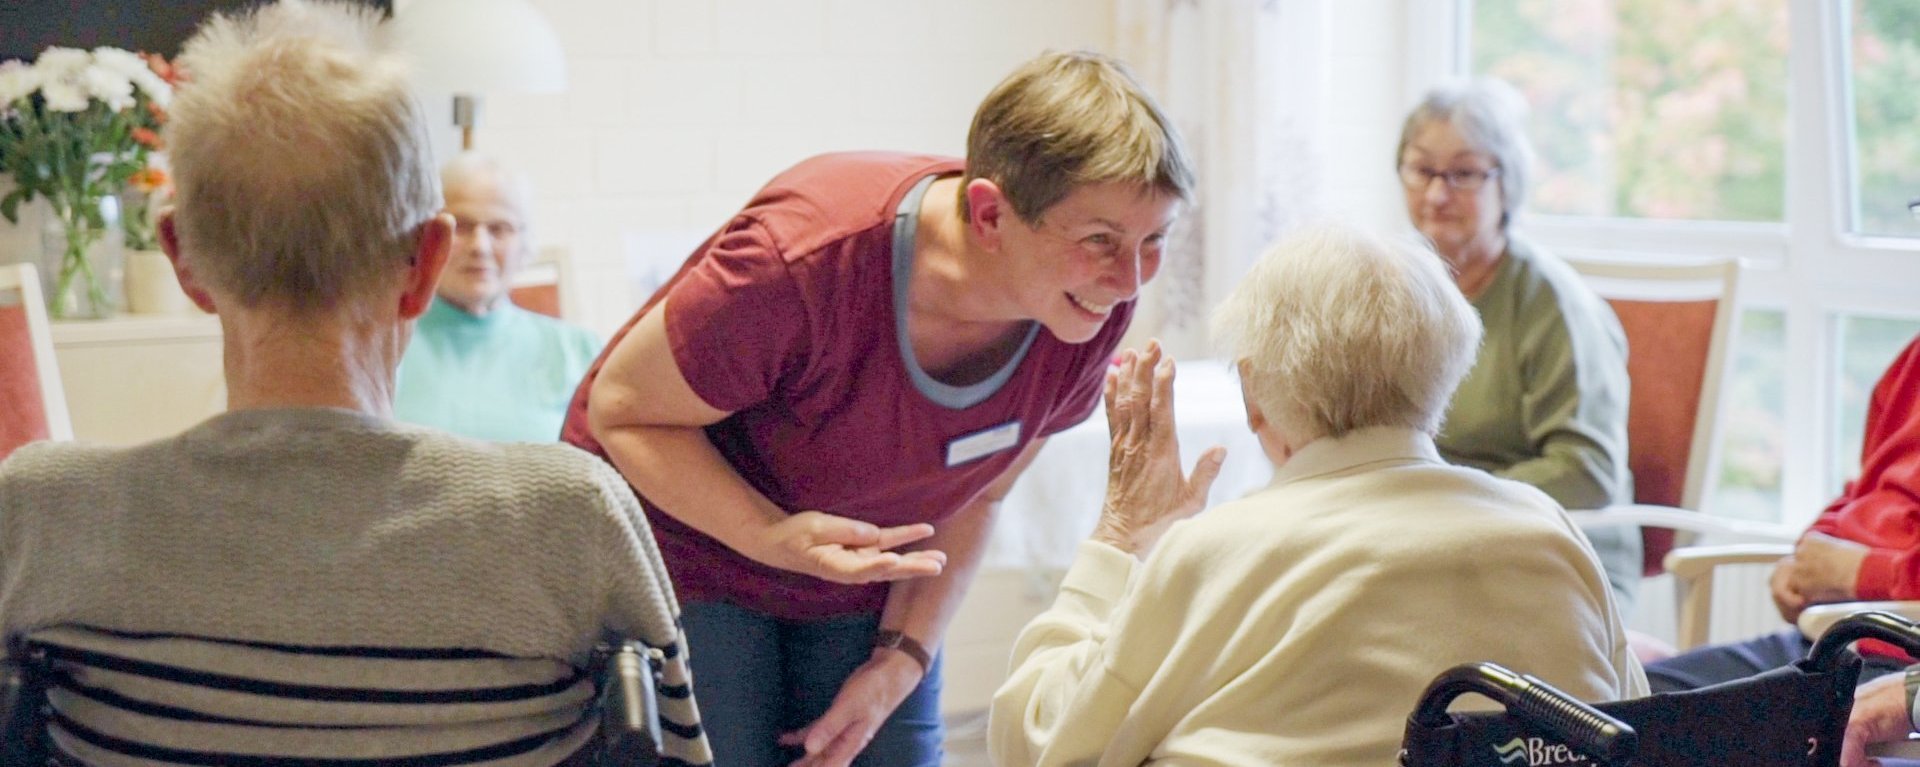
[{"x1": 1114, "y1": 0, "x2": 1331, "y2": 358}]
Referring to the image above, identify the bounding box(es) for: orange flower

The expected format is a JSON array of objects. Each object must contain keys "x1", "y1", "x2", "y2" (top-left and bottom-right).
[
  {"x1": 140, "y1": 52, "x2": 183, "y2": 85},
  {"x1": 147, "y1": 101, "x2": 167, "y2": 125},
  {"x1": 130, "y1": 167, "x2": 170, "y2": 193},
  {"x1": 132, "y1": 127, "x2": 163, "y2": 150}
]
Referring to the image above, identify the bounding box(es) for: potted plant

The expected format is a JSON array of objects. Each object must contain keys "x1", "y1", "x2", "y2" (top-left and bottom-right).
[{"x1": 0, "y1": 47, "x2": 172, "y2": 319}]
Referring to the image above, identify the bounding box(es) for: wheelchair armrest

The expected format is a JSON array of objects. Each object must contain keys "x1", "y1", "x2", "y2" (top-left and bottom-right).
[
  {"x1": 0, "y1": 648, "x2": 51, "y2": 763},
  {"x1": 0, "y1": 658, "x2": 18, "y2": 727},
  {"x1": 1407, "y1": 662, "x2": 1637, "y2": 767},
  {"x1": 600, "y1": 641, "x2": 662, "y2": 766},
  {"x1": 1798, "y1": 601, "x2": 1920, "y2": 642}
]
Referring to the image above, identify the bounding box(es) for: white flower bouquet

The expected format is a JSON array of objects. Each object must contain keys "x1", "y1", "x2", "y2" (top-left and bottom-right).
[{"x1": 0, "y1": 47, "x2": 174, "y2": 317}]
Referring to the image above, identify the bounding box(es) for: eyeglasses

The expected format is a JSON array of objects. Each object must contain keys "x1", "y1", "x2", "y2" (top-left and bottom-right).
[
  {"x1": 1399, "y1": 164, "x2": 1501, "y2": 191},
  {"x1": 452, "y1": 216, "x2": 521, "y2": 240},
  {"x1": 1908, "y1": 197, "x2": 1920, "y2": 221}
]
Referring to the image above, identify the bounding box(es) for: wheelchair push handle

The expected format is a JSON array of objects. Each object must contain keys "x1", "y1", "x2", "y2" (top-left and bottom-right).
[
  {"x1": 1409, "y1": 662, "x2": 1636, "y2": 767},
  {"x1": 1808, "y1": 610, "x2": 1920, "y2": 672}
]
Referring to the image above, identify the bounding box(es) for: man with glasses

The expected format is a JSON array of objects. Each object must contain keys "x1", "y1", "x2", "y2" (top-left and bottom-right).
[{"x1": 393, "y1": 152, "x2": 601, "y2": 441}]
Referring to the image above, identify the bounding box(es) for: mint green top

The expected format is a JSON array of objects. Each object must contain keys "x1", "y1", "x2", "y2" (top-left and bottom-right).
[
  {"x1": 395, "y1": 298, "x2": 602, "y2": 442},
  {"x1": 1436, "y1": 237, "x2": 1639, "y2": 606}
]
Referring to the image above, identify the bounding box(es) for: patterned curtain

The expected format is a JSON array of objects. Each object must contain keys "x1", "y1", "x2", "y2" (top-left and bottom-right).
[{"x1": 1114, "y1": 0, "x2": 1331, "y2": 359}]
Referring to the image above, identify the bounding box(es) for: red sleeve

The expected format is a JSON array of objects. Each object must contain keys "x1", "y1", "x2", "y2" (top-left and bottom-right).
[
  {"x1": 664, "y1": 218, "x2": 810, "y2": 413},
  {"x1": 1805, "y1": 336, "x2": 1920, "y2": 599},
  {"x1": 1038, "y1": 303, "x2": 1134, "y2": 438}
]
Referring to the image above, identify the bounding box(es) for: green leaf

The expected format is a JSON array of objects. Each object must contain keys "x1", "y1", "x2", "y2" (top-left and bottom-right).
[
  {"x1": 0, "y1": 191, "x2": 19, "y2": 224},
  {"x1": 81, "y1": 199, "x2": 106, "y2": 230}
]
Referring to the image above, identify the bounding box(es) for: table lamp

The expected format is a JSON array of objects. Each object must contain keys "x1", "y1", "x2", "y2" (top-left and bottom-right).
[{"x1": 393, "y1": 0, "x2": 567, "y2": 150}]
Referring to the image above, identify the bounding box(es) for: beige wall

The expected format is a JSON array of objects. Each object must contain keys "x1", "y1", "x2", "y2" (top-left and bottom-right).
[
  {"x1": 408, "y1": 0, "x2": 1120, "y2": 335},
  {"x1": 415, "y1": 0, "x2": 1413, "y2": 336},
  {"x1": 2, "y1": 1, "x2": 1413, "y2": 336}
]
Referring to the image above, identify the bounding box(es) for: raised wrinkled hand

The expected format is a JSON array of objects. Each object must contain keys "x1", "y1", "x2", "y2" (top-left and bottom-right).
[{"x1": 1094, "y1": 342, "x2": 1225, "y2": 554}]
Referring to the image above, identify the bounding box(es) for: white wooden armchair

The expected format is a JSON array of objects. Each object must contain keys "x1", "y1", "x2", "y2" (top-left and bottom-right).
[
  {"x1": 1564, "y1": 252, "x2": 1919, "y2": 651},
  {"x1": 1557, "y1": 255, "x2": 1810, "y2": 648}
]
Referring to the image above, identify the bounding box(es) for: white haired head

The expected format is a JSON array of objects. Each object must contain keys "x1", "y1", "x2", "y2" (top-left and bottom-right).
[
  {"x1": 434, "y1": 152, "x2": 537, "y2": 312},
  {"x1": 441, "y1": 152, "x2": 533, "y2": 220},
  {"x1": 1210, "y1": 222, "x2": 1483, "y2": 442},
  {"x1": 166, "y1": 0, "x2": 439, "y2": 316}
]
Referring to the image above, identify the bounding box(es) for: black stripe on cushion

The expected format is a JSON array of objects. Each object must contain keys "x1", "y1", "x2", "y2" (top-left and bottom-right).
[
  {"x1": 659, "y1": 717, "x2": 702, "y2": 741},
  {"x1": 69, "y1": 628, "x2": 516, "y2": 661},
  {"x1": 48, "y1": 709, "x2": 583, "y2": 767},
  {"x1": 53, "y1": 671, "x2": 354, "y2": 729},
  {"x1": 41, "y1": 644, "x2": 587, "y2": 705}
]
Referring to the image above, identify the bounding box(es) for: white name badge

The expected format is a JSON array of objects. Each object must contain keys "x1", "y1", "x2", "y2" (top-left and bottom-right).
[{"x1": 946, "y1": 421, "x2": 1022, "y2": 467}]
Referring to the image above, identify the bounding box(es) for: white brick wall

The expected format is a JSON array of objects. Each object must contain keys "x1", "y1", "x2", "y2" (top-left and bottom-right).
[
  {"x1": 0, "y1": 2, "x2": 1409, "y2": 334},
  {"x1": 407, "y1": 0, "x2": 1121, "y2": 336}
]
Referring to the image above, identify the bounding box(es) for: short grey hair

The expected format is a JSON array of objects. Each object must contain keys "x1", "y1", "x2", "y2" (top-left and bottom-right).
[
  {"x1": 441, "y1": 152, "x2": 534, "y2": 249},
  {"x1": 168, "y1": 0, "x2": 439, "y2": 315},
  {"x1": 441, "y1": 152, "x2": 532, "y2": 219},
  {"x1": 1210, "y1": 222, "x2": 1483, "y2": 442},
  {"x1": 1396, "y1": 77, "x2": 1535, "y2": 230}
]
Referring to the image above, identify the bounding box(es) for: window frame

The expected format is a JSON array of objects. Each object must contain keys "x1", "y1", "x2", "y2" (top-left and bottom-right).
[{"x1": 1418, "y1": 0, "x2": 1920, "y2": 527}]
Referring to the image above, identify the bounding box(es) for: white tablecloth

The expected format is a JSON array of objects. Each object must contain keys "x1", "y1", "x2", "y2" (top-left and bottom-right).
[{"x1": 984, "y1": 358, "x2": 1274, "y2": 571}]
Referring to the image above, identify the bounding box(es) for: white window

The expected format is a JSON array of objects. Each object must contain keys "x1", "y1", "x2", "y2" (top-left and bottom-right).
[
  {"x1": 1471, "y1": 0, "x2": 1788, "y2": 223},
  {"x1": 1429, "y1": 0, "x2": 1920, "y2": 527},
  {"x1": 1847, "y1": 0, "x2": 1920, "y2": 237}
]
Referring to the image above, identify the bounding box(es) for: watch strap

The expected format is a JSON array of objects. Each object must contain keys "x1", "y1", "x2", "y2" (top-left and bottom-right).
[{"x1": 873, "y1": 629, "x2": 932, "y2": 675}]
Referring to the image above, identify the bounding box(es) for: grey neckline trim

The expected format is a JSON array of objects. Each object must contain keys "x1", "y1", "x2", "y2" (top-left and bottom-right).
[{"x1": 891, "y1": 174, "x2": 1038, "y2": 410}]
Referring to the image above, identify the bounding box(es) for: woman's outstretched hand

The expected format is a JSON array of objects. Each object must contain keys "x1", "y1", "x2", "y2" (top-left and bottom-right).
[
  {"x1": 1094, "y1": 342, "x2": 1226, "y2": 555},
  {"x1": 748, "y1": 512, "x2": 947, "y2": 584}
]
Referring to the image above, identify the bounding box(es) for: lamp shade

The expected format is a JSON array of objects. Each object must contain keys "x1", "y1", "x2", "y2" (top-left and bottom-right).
[{"x1": 394, "y1": 0, "x2": 567, "y2": 94}]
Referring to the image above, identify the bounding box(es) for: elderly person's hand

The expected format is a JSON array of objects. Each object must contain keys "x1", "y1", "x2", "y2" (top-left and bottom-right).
[
  {"x1": 1843, "y1": 669, "x2": 1916, "y2": 767},
  {"x1": 1093, "y1": 342, "x2": 1226, "y2": 555},
  {"x1": 1789, "y1": 532, "x2": 1870, "y2": 605},
  {"x1": 1770, "y1": 556, "x2": 1811, "y2": 624}
]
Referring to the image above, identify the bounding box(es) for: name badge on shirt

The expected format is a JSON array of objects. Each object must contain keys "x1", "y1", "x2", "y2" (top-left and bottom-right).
[{"x1": 946, "y1": 421, "x2": 1022, "y2": 467}]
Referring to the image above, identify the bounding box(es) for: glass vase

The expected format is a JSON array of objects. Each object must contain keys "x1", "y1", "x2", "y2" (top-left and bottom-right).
[{"x1": 38, "y1": 193, "x2": 125, "y2": 320}]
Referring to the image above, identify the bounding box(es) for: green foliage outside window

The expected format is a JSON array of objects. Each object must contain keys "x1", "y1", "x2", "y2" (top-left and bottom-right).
[
  {"x1": 1716, "y1": 310, "x2": 1784, "y2": 523},
  {"x1": 1852, "y1": 0, "x2": 1920, "y2": 236},
  {"x1": 1471, "y1": 0, "x2": 1788, "y2": 222}
]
